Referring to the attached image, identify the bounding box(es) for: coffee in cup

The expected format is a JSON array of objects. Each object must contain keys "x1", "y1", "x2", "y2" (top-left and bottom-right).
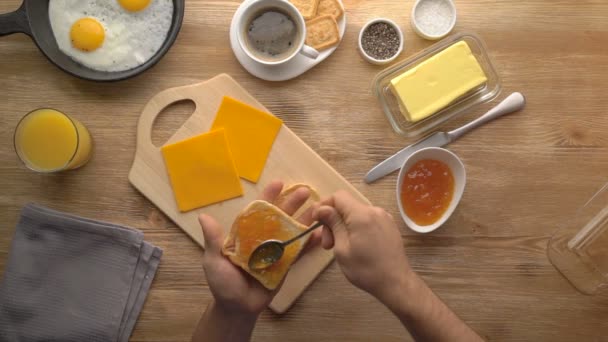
[
  {"x1": 245, "y1": 9, "x2": 300, "y2": 62},
  {"x1": 236, "y1": 0, "x2": 319, "y2": 66}
]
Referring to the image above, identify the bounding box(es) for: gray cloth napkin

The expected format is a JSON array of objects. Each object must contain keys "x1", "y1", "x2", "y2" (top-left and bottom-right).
[{"x1": 0, "y1": 203, "x2": 162, "y2": 342}]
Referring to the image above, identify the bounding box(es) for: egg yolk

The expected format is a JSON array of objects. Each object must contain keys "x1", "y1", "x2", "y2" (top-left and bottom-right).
[
  {"x1": 118, "y1": 0, "x2": 151, "y2": 12},
  {"x1": 70, "y1": 18, "x2": 105, "y2": 52}
]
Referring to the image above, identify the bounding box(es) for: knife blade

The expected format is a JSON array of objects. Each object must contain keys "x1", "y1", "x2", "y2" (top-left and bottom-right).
[
  {"x1": 364, "y1": 92, "x2": 526, "y2": 184},
  {"x1": 364, "y1": 132, "x2": 451, "y2": 183}
]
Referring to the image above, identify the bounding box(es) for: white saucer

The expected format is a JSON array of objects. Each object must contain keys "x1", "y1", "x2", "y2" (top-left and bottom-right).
[{"x1": 230, "y1": 0, "x2": 346, "y2": 82}]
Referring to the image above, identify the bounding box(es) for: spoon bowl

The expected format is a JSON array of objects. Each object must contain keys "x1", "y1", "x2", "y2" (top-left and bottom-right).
[
  {"x1": 248, "y1": 240, "x2": 285, "y2": 271},
  {"x1": 248, "y1": 222, "x2": 323, "y2": 271}
]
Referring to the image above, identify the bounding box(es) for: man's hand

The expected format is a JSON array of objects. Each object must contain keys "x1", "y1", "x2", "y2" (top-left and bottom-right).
[
  {"x1": 314, "y1": 191, "x2": 483, "y2": 342},
  {"x1": 193, "y1": 180, "x2": 318, "y2": 342},
  {"x1": 313, "y1": 190, "x2": 413, "y2": 303}
]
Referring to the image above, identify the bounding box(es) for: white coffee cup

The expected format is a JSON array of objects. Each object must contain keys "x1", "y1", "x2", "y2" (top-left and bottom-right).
[{"x1": 236, "y1": 0, "x2": 319, "y2": 66}]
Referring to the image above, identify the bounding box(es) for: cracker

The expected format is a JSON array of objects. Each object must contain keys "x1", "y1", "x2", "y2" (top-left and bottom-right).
[
  {"x1": 316, "y1": 0, "x2": 344, "y2": 20},
  {"x1": 289, "y1": 0, "x2": 320, "y2": 20},
  {"x1": 305, "y1": 15, "x2": 340, "y2": 51}
]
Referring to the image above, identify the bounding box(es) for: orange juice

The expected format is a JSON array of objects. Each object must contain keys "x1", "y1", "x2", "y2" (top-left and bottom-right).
[{"x1": 14, "y1": 109, "x2": 92, "y2": 172}]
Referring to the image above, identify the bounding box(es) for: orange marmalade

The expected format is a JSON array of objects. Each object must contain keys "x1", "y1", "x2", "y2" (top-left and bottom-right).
[
  {"x1": 235, "y1": 208, "x2": 301, "y2": 281},
  {"x1": 400, "y1": 159, "x2": 454, "y2": 226}
]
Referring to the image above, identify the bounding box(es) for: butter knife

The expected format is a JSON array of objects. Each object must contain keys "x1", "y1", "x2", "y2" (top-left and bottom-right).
[{"x1": 365, "y1": 92, "x2": 526, "y2": 183}]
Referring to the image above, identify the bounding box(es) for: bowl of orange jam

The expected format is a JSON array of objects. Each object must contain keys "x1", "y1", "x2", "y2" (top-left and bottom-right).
[{"x1": 396, "y1": 147, "x2": 466, "y2": 233}]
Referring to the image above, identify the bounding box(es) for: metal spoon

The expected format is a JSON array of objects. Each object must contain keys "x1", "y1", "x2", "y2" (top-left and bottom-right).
[{"x1": 248, "y1": 222, "x2": 323, "y2": 271}]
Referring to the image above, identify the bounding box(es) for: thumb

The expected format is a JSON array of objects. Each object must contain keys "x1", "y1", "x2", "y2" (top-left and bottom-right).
[
  {"x1": 314, "y1": 205, "x2": 348, "y2": 251},
  {"x1": 198, "y1": 214, "x2": 224, "y2": 256}
]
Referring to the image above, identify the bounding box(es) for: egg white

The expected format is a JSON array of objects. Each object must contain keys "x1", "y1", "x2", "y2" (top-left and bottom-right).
[{"x1": 49, "y1": 0, "x2": 174, "y2": 72}]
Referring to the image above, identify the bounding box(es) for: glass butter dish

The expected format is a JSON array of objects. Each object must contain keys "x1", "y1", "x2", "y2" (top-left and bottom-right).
[{"x1": 372, "y1": 32, "x2": 501, "y2": 137}]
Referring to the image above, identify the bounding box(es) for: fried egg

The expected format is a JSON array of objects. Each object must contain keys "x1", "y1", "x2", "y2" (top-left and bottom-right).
[{"x1": 49, "y1": 0, "x2": 173, "y2": 72}]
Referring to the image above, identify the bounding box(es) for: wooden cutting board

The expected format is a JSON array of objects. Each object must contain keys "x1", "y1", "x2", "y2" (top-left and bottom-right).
[{"x1": 129, "y1": 74, "x2": 369, "y2": 313}]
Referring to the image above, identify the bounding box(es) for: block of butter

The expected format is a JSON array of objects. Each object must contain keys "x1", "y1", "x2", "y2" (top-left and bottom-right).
[{"x1": 389, "y1": 41, "x2": 487, "y2": 123}]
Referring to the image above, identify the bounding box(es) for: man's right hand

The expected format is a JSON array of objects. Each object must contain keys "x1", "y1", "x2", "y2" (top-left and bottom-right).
[
  {"x1": 313, "y1": 191, "x2": 414, "y2": 304},
  {"x1": 313, "y1": 191, "x2": 484, "y2": 342}
]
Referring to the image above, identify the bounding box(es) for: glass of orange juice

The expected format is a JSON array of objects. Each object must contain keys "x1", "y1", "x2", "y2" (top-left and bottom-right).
[{"x1": 14, "y1": 108, "x2": 93, "y2": 172}]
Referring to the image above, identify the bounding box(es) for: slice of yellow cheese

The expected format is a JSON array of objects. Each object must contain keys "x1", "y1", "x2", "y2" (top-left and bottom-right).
[
  {"x1": 161, "y1": 128, "x2": 243, "y2": 212},
  {"x1": 389, "y1": 41, "x2": 488, "y2": 122},
  {"x1": 211, "y1": 97, "x2": 283, "y2": 183}
]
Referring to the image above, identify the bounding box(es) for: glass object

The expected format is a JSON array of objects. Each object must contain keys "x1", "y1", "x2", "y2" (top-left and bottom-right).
[
  {"x1": 548, "y1": 183, "x2": 608, "y2": 294},
  {"x1": 14, "y1": 108, "x2": 93, "y2": 172},
  {"x1": 372, "y1": 32, "x2": 502, "y2": 138}
]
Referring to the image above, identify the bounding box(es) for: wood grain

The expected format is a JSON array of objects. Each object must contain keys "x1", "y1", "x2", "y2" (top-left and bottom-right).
[
  {"x1": 129, "y1": 73, "x2": 369, "y2": 313},
  {"x1": 1, "y1": 0, "x2": 608, "y2": 340}
]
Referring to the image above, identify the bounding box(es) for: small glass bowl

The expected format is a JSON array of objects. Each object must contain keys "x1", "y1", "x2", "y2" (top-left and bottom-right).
[{"x1": 372, "y1": 32, "x2": 502, "y2": 138}]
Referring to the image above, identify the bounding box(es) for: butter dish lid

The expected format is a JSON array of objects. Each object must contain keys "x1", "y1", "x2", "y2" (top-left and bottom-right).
[{"x1": 372, "y1": 32, "x2": 501, "y2": 138}]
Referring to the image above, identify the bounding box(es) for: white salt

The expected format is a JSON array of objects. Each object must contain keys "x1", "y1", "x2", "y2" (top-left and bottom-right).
[{"x1": 414, "y1": 0, "x2": 455, "y2": 37}]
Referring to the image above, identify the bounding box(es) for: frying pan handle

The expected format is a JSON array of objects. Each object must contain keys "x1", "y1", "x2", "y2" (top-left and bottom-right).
[
  {"x1": 0, "y1": 3, "x2": 31, "y2": 36},
  {"x1": 136, "y1": 88, "x2": 197, "y2": 152}
]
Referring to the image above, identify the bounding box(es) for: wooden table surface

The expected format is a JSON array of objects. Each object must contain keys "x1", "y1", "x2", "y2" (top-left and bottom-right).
[{"x1": 2, "y1": 0, "x2": 608, "y2": 340}]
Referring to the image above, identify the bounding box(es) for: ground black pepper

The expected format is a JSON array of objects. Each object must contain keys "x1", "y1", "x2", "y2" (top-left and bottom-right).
[{"x1": 361, "y1": 22, "x2": 400, "y2": 60}]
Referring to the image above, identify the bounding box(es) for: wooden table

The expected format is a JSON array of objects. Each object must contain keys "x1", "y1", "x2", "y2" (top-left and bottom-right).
[{"x1": 2, "y1": 0, "x2": 608, "y2": 340}]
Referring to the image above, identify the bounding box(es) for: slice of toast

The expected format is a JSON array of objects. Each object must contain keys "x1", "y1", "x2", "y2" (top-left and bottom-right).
[{"x1": 222, "y1": 200, "x2": 312, "y2": 290}]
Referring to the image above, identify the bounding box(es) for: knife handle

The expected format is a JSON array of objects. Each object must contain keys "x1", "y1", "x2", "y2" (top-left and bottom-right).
[{"x1": 447, "y1": 92, "x2": 526, "y2": 141}]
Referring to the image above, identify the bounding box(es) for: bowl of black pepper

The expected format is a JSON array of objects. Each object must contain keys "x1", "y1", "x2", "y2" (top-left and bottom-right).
[{"x1": 358, "y1": 18, "x2": 404, "y2": 65}]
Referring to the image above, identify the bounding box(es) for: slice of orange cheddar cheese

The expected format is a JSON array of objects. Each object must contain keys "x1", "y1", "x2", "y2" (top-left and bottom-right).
[
  {"x1": 161, "y1": 128, "x2": 243, "y2": 212},
  {"x1": 211, "y1": 97, "x2": 283, "y2": 183}
]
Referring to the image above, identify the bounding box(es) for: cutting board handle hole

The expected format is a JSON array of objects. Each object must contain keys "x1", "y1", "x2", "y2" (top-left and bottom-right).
[{"x1": 151, "y1": 99, "x2": 196, "y2": 148}]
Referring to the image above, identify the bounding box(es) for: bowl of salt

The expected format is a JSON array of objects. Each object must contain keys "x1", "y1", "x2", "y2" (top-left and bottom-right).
[{"x1": 411, "y1": 0, "x2": 457, "y2": 40}]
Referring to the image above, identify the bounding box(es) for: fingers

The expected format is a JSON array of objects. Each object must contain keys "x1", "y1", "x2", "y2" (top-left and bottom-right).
[
  {"x1": 199, "y1": 214, "x2": 225, "y2": 256},
  {"x1": 278, "y1": 187, "x2": 311, "y2": 216},
  {"x1": 321, "y1": 226, "x2": 334, "y2": 250},
  {"x1": 331, "y1": 190, "x2": 367, "y2": 217},
  {"x1": 314, "y1": 191, "x2": 365, "y2": 252},
  {"x1": 308, "y1": 228, "x2": 323, "y2": 246},
  {"x1": 260, "y1": 180, "x2": 284, "y2": 202},
  {"x1": 296, "y1": 205, "x2": 315, "y2": 226},
  {"x1": 319, "y1": 190, "x2": 366, "y2": 218},
  {"x1": 263, "y1": 180, "x2": 312, "y2": 216},
  {"x1": 273, "y1": 183, "x2": 311, "y2": 217},
  {"x1": 301, "y1": 228, "x2": 322, "y2": 255},
  {"x1": 314, "y1": 205, "x2": 348, "y2": 251}
]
